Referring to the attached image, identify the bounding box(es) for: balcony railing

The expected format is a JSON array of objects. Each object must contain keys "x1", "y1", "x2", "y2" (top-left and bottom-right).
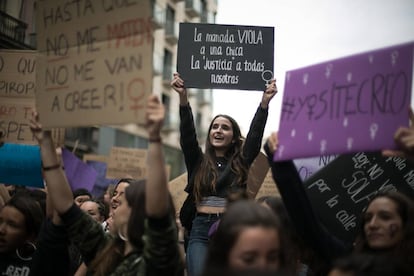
[
  {"x1": 0, "y1": 10, "x2": 27, "y2": 43},
  {"x1": 185, "y1": 0, "x2": 201, "y2": 18},
  {"x1": 151, "y1": 1, "x2": 166, "y2": 29},
  {"x1": 165, "y1": 21, "x2": 179, "y2": 45}
]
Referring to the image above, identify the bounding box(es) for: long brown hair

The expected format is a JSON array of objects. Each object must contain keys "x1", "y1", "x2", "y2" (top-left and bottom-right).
[
  {"x1": 89, "y1": 179, "x2": 146, "y2": 275},
  {"x1": 353, "y1": 190, "x2": 414, "y2": 269},
  {"x1": 193, "y1": 114, "x2": 248, "y2": 203}
]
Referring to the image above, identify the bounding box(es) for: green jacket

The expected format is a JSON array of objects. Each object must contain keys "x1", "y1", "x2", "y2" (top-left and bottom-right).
[{"x1": 61, "y1": 204, "x2": 184, "y2": 276}]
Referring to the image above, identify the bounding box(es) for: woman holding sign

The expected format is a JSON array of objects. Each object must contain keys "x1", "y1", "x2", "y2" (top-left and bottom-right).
[
  {"x1": 264, "y1": 132, "x2": 414, "y2": 275},
  {"x1": 30, "y1": 95, "x2": 184, "y2": 276},
  {"x1": 171, "y1": 72, "x2": 277, "y2": 276}
]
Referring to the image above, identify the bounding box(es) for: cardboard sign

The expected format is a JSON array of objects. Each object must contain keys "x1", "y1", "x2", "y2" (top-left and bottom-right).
[
  {"x1": 247, "y1": 152, "x2": 271, "y2": 198},
  {"x1": 0, "y1": 98, "x2": 35, "y2": 143},
  {"x1": 0, "y1": 50, "x2": 37, "y2": 143},
  {"x1": 255, "y1": 169, "x2": 280, "y2": 199},
  {"x1": 35, "y1": 0, "x2": 153, "y2": 127},
  {"x1": 61, "y1": 148, "x2": 97, "y2": 191},
  {"x1": 168, "y1": 173, "x2": 188, "y2": 211},
  {"x1": 0, "y1": 143, "x2": 43, "y2": 188},
  {"x1": 0, "y1": 49, "x2": 36, "y2": 98},
  {"x1": 276, "y1": 42, "x2": 414, "y2": 161},
  {"x1": 106, "y1": 147, "x2": 147, "y2": 179},
  {"x1": 177, "y1": 23, "x2": 274, "y2": 90},
  {"x1": 304, "y1": 151, "x2": 414, "y2": 243}
]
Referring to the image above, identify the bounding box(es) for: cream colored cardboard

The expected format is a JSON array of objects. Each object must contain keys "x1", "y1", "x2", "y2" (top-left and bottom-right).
[{"x1": 35, "y1": 0, "x2": 153, "y2": 127}]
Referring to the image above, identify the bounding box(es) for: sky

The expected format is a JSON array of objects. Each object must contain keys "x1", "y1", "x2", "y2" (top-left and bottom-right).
[{"x1": 212, "y1": 0, "x2": 414, "y2": 137}]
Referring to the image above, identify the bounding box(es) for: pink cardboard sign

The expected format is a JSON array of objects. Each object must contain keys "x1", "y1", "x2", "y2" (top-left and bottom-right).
[{"x1": 275, "y1": 42, "x2": 414, "y2": 161}]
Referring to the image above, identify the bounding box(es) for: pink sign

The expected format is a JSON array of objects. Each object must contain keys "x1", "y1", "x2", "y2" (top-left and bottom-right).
[{"x1": 275, "y1": 42, "x2": 414, "y2": 161}]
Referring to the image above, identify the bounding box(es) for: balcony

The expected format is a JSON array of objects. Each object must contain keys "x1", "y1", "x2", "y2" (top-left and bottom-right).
[
  {"x1": 0, "y1": 10, "x2": 30, "y2": 49},
  {"x1": 185, "y1": 0, "x2": 202, "y2": 18},
  {"x1": 165, "y1": 21, "x2": 179, "y2": 45},
  {"x1": 151, "y1": 1, "x2": 166, "y2": 29}
]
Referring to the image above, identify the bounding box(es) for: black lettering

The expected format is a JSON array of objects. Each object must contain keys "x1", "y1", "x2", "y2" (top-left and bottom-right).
[
  {"x1": 76, "y1": 26, "x2": 100, "y2": 53},
  {"x1": 389, "y1": 71, "x2": 408, "y2": 114},
  {"x1": 74, "y1": 60, "x2": 95, "y2": 81},
  {"x1": 371, "y1": 74, "x2": 386, "y2": 114}
]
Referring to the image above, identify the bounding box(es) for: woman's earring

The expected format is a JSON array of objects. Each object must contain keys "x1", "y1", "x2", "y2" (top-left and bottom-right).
[
  {"x1": 118, "y1": 224, "x2": 129, "y2": 241},
  {"x1": 16, "y1": 241, "x2": 37, "y2": 261}
]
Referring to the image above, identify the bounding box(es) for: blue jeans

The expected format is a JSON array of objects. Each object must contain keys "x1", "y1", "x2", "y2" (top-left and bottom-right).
[{"x1": 186, "y1": 214, "x2": 220, "y2": 276}]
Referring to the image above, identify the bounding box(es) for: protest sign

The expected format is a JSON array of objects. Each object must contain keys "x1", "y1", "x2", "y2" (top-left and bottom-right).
[
  {"x1": 106, "y1": 147, "x2": 147, "y2": 179},
  {"x1": 304, "y1": 151, "x2": 414, "y2": 243},
  {"x1": 255, "y1": 169, "x2": 280, "y2": 199},
  {"x1": 0, "y1": 98, "x2": 35, "y2": 143},
  {"x1": 0, "y1": 49, "x2": 36, "y2": 98},
  {"x1": 294, "y1": 154, "x2": 338, "y2": 181},
  {"x1": 247, "y1": 152, "x2": 271, "y2": 198},
  {"x1": 84, "y1": 154, "x2": 118, "y2": 197},
  {"x1": 0, "y1": 50, "x2": 37, "y2": 143},
  {"x1": 276, "y1": 42, "x2": 414, "y2": 161},
  {"x1": 61, "y1": 148, "x2": 97, "y2": 191},
  {"x1": 168, "y1": 173, "x2": 188, "y2": 211},
  {"x1": 35, "y1": 0, "x2": 153, "y2": 127},
  {"x1": 0, "y1": 143, "x2": 43, "y2": 188},
  {"x1": 177, "y1": 23, "x2": 274, "y2": 90}
]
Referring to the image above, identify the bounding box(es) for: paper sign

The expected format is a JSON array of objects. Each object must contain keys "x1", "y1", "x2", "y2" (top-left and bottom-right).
[
  {"x1": 293, "y1": 154, "x2": 338, "y2": 181},
  {"x1": 84, "y1": 154, "x2": 118, "y2": 195},
  {"x1": 0, "y1": 143, "x2": 43, "y2": 188},
  {"x1": 61, "y1": 148, "x2": 97, "y2": 191},
  {"x1": 106, "y1": 147, "x2": 147, "y2": 179},
  {"x1": 35, "y1": 0, "x2": 153, "y2": 127},
  {"x1": 177, "y1": 23, "x2": 274, "y2": 90},
  {"x1": 276, "y1": 42, "x2": 414, "y2": 161},
  {"x1": 304, "y1": 151, "x2": 414, "y2": 243}
]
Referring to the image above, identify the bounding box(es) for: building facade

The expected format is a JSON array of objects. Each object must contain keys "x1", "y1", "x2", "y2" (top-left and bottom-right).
[{"x1": 0, "y1": 0, "x2": 217, "y2": 183}]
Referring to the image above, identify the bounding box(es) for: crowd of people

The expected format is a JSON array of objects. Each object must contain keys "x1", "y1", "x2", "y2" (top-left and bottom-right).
[{"x1": 0, "y1": 74, "x2": 413, "y2": 276}]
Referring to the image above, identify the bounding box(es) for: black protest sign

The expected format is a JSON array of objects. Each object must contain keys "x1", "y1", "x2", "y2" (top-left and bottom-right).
[
  {"x1": 304, "y1": 151, "x2": 414, "y2": 243},
  {"x1": 177, "y1": 23, "x2": 274, "y2": 91}
]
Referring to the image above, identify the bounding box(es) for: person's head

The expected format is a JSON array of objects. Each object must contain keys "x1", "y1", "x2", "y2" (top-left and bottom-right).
[
  {"x1": 354, "y1": 190, "x2": 414, "y2": 253},
  {"x1": 110, "y1": 179, "x2": 133, "y2": 211},
  {"x1": 206, "y1": 114, "x2": 243, "y2": 157},
  {"x1": 111, "y1": 179, "x2": 147, "y2": 249},
  {"x1": 328, "y1": 253, "x2": 404, "y2": 276},
  {"x1": 80, "y1": 199, "x2": 107, "y2": 223},
  {"x1": 0, "y1": 193, "x2": 44, "y2": 255},
  {"x1": 103, "y1": 184, "x2": 116, "y2": 206},
  {"x1": 72, "y1": 188, "x2": 92, "y2": 206},
  {"x1": 205, "y1": 200, "x2": 290, "y2": 273},
  {"x1": 90, "y1": 179, "x2": 176, "y2": 274}
]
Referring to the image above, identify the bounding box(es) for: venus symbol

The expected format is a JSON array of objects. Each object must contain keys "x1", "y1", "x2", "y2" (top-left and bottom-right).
[
  {"x1": 370, "y1": 123, "x2": 378, "y2": 140},
  {"x1": 320, "y1": 140, "x2": 327, "y2": 154},
  {"x1": 303, "y1": 73, "x2": 309, "y2": 85}
]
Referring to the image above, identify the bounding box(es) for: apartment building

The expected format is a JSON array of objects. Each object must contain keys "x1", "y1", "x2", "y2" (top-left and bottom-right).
[{"x1": 0, "y1": 0, "x2": 217, "y2": 182}]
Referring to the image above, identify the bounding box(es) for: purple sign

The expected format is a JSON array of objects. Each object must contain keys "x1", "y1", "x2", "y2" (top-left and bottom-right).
[
  {"x1": 86, "y1": 160, "x2": 118, "y2": 197},
  {"x1": 61, "y1": 148, "x2": 97, "y2": 192},
  {"x1": 275, "y1": 42, "x2": 414, "y2": 161}
]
